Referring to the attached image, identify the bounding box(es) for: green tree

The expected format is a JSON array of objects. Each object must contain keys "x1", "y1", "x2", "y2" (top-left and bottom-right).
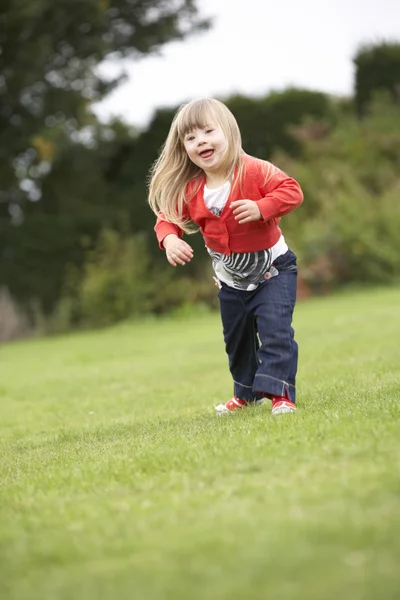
[
  {"x1": 0, "y1": 0, "x2": 210, "y2": 312},
  {"x1": 354, "y1": 42, "x2": 400, "y2": 116},
  {"x1": 227, "y1": 89, "x2": 335, "y2": 159},
  {"x1": 0, "y1": 0, "x2": 210, "y2": 219}
]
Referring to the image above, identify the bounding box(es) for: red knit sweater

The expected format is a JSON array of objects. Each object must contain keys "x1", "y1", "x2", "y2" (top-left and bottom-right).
[{"x1": 154, "y1": 153, "x2": 303, "y2": 255}]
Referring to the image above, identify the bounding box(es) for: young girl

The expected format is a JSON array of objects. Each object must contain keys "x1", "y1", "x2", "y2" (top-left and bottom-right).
[{"x1": 148, "y1": 98, "x2": 303, "y2": 415}]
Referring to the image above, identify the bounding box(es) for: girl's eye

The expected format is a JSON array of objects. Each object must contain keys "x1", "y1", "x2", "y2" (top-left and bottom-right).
[
  {"x1": 186, "y1": 136, "x2": 194, "y2": 141},
  {"x1": 206, "y1": 129, "x2": 213, "y2": 134}
]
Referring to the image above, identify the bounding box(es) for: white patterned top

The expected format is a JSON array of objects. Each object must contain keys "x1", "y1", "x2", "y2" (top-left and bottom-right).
[{"x1": 204, "y1": 181, "x2": 287, "y2": 291}]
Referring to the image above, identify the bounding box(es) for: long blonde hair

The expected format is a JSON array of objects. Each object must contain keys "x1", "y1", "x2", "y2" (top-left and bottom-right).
[{"x1": 148, "y1": 98, "x2": 244, "y2": 233}]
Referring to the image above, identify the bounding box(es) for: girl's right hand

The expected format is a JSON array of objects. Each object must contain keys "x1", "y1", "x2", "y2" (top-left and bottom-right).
[{"x1": 163, "y1": 235, "x2": 194, "y2": 267}]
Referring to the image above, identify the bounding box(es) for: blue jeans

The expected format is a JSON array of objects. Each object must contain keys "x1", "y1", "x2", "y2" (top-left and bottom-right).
[{"x1": 218, "y1": 249, "x2": 298, "y2": 403}]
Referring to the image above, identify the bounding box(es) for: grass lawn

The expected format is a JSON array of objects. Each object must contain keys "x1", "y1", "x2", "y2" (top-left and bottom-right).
[{"x1": 1, "y1": 286, "x2": 400, "y2": 600}]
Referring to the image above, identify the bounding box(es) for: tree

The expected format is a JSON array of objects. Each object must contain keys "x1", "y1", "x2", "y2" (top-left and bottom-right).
[
  {"x1": 354, "y1": 42, "x2": 400, "y2": 116},
  {"x1": 0, "y1": 0, "x2": 210, "y2": 313},
  {"x1": 0, "y1": 0, "x2": 210, "y2": 219},
  {"x1": 226, "y1": 89, "x2": 335, "y2": 159}
]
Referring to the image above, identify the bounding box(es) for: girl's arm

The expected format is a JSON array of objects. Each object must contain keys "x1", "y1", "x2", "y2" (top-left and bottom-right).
[
  {"x1": 154, "y1": 216, "x2": 193, "y2": 266},
  {"x1": 154, "y1": 214, "x2": 184, "y2": 249},
  {"x1": 154, "y1": 188, "x2": 192, "y2": 249},
  {"x1": 255, "y1": 162, "x2": 303, "y2": 221}
]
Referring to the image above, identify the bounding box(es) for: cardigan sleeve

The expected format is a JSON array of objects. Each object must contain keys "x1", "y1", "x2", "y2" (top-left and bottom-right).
[
  {"x1": 254, "y1": 161, "x2": 303, "y2": 221},
  {"x1": 154, "y1": 182, "x2": 196, "y2": 249},
  {"x1": 154, "y1": 214, "x2": 185, "y2": 250}
]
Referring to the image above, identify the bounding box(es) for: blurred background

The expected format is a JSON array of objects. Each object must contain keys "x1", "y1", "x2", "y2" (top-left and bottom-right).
[{"x1": 1, "y1": 0, "x2": 400, "y2": 341}]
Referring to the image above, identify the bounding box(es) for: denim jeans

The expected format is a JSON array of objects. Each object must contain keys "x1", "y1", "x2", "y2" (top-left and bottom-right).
[{"x1": 217, "y1": 249, "x2": 298, "y2": 403}]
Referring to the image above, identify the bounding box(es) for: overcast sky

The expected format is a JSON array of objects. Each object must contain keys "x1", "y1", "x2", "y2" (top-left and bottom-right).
[{"x1": 92, "y1": 0, "x2": 400, "y2": 128}]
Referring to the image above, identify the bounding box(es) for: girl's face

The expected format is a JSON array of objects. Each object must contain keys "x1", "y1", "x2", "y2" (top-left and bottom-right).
[{"x1": 183, "y1": 121, "x2": 227, "y2": 175}]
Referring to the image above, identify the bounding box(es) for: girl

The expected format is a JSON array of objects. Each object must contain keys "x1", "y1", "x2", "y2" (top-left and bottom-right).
[{"x1": 148, "y1": 98, "x2": 303, "y2": 415}]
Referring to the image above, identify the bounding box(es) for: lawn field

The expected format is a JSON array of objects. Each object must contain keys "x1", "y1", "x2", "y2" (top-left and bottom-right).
[{"x1": 1, "y1": 286, "x2": 400, "y2": 600}]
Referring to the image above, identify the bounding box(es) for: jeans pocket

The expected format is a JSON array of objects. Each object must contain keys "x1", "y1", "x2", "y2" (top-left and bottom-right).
[{"x1": 273, "y1": 249, "x2": 297, "y2": 272}]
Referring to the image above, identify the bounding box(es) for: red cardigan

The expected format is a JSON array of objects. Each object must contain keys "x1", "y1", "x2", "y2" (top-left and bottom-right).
[{"x1": 154, "y1": 153, "x2": 303, "y2": 255}]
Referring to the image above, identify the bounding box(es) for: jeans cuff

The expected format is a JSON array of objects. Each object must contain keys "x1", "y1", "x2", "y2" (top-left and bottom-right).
[
  {"x1": 233, "y1": 381, "x2": 262, "y2": 402},
  {"x1": 253, "y1": 374, "x2": 296, "y2": 403}
]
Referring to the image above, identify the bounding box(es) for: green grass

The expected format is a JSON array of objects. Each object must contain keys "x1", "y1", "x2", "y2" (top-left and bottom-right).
[{"x1": 1, "y1": 286, "x2": 400, "y2": 600}]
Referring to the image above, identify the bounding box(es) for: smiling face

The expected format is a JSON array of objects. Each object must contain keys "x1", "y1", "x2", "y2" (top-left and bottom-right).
[
  {"x1": 183, "y1": 123, "x2": 227, "y2": 175},
  {"x1": 169, "y1": 98, "x2": 243, "y2": 183}
]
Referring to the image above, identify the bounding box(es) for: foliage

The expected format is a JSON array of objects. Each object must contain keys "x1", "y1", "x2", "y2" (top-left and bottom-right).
[
  {"x1": 4, "y1": 92, "x2": 400, "y2": 332},
  {"x1": 0, "y1": 87, "x2": 339, "y2": 317},
  {"x1": 45, "y1": 228, "x2": 218, "y2": 332},
  {"x1": 225, "y1": 88, "x2": 336, "y2": 160},
  {"x1": 354, "y1": 41, "x2": 400, "y2": 115},
  {"x1": 57, "y1": 229, "x2": 151, "y2": 328},
  {"x1": 282, "y1": 97, "x2": 400, "y2": 292},
  {"x1": 0, "y1": 0, "x2": 209, "y2": 318},
  {"x1": 0, "y1": 0, "x2": 210, "y2": 219}
]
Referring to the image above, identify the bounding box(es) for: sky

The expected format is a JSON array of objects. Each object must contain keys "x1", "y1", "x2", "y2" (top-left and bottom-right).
[{"x1": 92, "y1": 0, "x2": 400, "y2": 128}]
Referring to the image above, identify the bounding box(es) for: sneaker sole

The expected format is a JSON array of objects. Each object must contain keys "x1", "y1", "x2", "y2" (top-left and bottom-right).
[
  {"x1": 272, "y1": 406, "x2": 296, "y2": 415},
  {"x1": 215, "y1": 399, "x2": 264, "y2": 414}
]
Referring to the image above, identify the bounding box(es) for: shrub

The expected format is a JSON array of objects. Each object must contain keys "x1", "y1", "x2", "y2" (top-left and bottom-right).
[
  {"x1": 76, "y1": 229, "x2": 151, "y2": 327},
  {"x1": 282, "y1": 98, "x2": 400, "y2": 290}
]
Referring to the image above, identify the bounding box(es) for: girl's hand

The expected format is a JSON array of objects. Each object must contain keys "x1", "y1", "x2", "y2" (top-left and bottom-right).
[
  {"x1": 231, "y1": 200, "x2": 261, "y2": 224},
  {"x1": 163, "y1": 234, "x2": 194, "y2": 267}
]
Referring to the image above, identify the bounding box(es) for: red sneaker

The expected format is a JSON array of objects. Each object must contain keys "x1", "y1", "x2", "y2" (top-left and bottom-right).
[
  {"x1": 271, "y1": 396, "x2": 296, "y2": 415},
  {"x1": 215, "y1": 397, "x2": 264, "y2": 415}
]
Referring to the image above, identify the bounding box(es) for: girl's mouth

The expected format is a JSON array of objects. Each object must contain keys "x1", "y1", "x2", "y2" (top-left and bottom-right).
[{"x1": 199, "y1": 149, "x2": 214, "y2": 159}]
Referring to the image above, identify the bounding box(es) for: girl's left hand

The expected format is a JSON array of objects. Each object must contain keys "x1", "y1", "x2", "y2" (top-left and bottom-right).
[{"x1": 231, "y1": 200, "x2": 262, "y2": 224}]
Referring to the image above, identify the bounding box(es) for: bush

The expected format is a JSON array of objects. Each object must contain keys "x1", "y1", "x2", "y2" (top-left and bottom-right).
[
  {"x1": 282, "y1": 97, "x2": 400, "y2": 291},
  {"x1": 48, "y1": 229, "x2": 151, "y2": 330},
  {"x1": 49, "y1": 229, "x2": 220, "y2": 331},
  {"x1": 78, "y1": 229, "x2": 151, "y2": 327}
]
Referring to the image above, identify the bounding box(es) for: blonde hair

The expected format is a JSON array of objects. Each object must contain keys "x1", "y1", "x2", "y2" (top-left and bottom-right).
[{"x1": 148, "y1": 98, "x2": 244, "y2": 233}]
